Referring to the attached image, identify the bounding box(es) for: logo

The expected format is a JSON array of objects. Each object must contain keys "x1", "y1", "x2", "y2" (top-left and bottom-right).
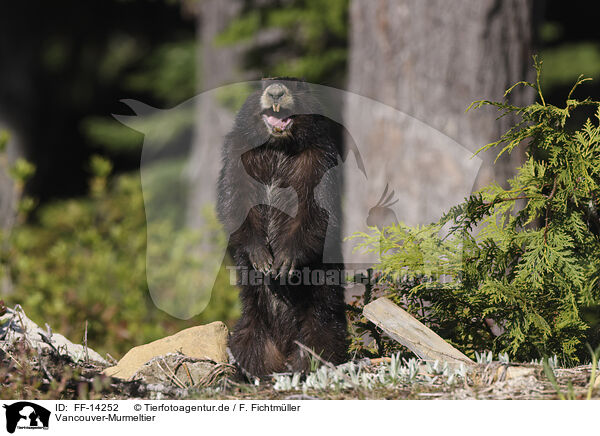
[
  {"x1": 114, "y1": 81, "x2": 481, "y2": 319},
  {"x1": 2, "y1": 402, "x2": 50, "y2": 434}
]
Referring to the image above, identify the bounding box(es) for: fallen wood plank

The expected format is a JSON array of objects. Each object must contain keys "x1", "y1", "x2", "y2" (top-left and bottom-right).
[{"x1": 363, "y1": 297, "x2": 476, "y2": 367}]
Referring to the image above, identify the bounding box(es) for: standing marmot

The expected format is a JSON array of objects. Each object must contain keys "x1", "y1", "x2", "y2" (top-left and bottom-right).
[{"x1": 216, "y1": 77, "x2": 347, "y2": 376}]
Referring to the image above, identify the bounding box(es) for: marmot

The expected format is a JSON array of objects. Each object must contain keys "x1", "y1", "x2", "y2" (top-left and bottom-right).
[{"x1": 216, "y1": 77, "x2": 347, "y2": 376}]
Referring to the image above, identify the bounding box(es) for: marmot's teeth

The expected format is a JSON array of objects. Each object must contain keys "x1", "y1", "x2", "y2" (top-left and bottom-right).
[{"x1": 273, "y1": 103, "x2": 280, "y2": 112}]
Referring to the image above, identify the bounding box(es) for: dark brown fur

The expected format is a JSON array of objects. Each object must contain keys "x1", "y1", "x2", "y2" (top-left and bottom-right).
[{"x1": 216, "y1": 78, "x2": 347, "y2": 376}]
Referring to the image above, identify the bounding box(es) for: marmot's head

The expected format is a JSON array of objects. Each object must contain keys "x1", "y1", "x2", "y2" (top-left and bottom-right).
[{"x1": 258, "y1": 77, "x2": 318, "y2": 138}]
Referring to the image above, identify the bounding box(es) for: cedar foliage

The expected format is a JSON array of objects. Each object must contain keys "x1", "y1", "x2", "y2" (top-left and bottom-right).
[{"x1": 350, "y1": 60, "x2": 600, "y2": 364}]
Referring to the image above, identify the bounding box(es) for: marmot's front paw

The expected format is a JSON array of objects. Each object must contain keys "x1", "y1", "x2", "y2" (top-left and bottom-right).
[
  {"x1": 271, "y1": 253, "x2": 298, "y2": 279},
  {"x1": 248, "y1": 245, "x2": 273, "y2": 274}
]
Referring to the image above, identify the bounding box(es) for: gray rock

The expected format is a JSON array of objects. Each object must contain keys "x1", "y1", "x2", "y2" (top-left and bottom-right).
[{"x1": 0, "y1": 305, "x2": 107, "y2": 365}]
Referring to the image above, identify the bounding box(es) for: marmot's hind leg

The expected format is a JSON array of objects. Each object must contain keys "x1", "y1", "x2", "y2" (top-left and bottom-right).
[
  {"x1": 229, "y1": 287, "x2": 292, "y2": 377},
  {"x1": 287, "y1": 289, "x2": 348, "y2": 371}
]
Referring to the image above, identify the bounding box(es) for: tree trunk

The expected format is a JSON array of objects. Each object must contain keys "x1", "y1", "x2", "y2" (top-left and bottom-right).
[
  {"x1": 186, "y1": 0, "x2": 246, "y2": 227},
  {"x1": 0, "y1": 131, "x2": 21, "y2": 231},
  {"x1": 343, "y1": 0, "x2": 535, "y2": 264},
  {"x1": 0, "y1": 127, "x2": 26, "y2": 296},
  {"x1": 0, "y1": 4, "x2": 33, "y2": 294}
]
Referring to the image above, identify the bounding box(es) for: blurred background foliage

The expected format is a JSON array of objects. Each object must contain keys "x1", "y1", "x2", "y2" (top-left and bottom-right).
[
  {"x1": 0, "y1": 0, "x2": 599, "y2": 359},
  {"x1": 1, "y1": 150, "x2": 239, "y2": 356},
  {"x1": 216, "y1": 0, "x2": 348, "y2": 85}
]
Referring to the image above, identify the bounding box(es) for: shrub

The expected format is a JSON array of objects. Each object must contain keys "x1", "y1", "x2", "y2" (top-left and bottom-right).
[
  {"x1": 350, "y1": 60, "x2": 600, "y2": 364},
  {"x1": 1, "y1": 155, "x2": 239, "y2": 357}
]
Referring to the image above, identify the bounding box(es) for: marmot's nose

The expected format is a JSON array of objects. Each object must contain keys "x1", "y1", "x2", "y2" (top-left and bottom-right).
[{"x1": 266, "y1": 84, "x2": 285, "y2": 100}]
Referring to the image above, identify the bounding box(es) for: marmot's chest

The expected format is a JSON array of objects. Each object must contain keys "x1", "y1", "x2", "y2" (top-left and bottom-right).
[{"x1": 242, "y1": 146, "x2": 325, "y2": 194}]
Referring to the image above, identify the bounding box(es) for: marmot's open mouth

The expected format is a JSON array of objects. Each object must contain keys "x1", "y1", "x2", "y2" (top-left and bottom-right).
[{"x1": 262, "y1": 110, "x2": 293, "y2": 134}]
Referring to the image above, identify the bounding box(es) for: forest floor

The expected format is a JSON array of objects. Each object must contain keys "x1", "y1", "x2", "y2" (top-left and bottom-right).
[{"x1": 1, "y1": 340, "x2": 598, "y2": 400}]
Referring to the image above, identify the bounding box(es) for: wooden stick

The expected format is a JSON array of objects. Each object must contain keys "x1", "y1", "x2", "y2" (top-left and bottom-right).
[{"x1": 363, "y1": 298, "x2": 475, "y2": 367}]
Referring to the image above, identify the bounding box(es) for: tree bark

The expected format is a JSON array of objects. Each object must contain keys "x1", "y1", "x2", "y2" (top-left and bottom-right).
[
  {"x1": 0, "y1": 132, "x2": 21, "y2": 232},
  {"x1": 0, "y1": 3, "x2": 34, "y2": 233},
  {"x1": 0, "y1": 126, "x2": 25, "y2": 296},
  {"x1": 344, "y1": 0, "x2": 535, "y2": 263},
  {"x1": 186, "y1": 0, "x2": 246, "y2": 227}
]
